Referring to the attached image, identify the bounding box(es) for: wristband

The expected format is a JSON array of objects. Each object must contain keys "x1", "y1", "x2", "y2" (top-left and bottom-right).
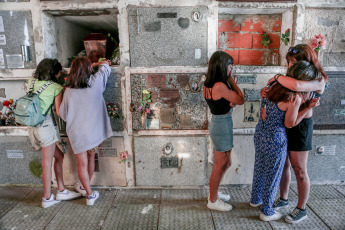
[{"x1": 274, "y1": 74, "x2": 282, "y2": 82}]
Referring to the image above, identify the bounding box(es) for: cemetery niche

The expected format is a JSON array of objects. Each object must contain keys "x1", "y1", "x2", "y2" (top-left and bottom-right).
[{"x1": 131, "y1": 73, "x2": 208, "y2": 130}]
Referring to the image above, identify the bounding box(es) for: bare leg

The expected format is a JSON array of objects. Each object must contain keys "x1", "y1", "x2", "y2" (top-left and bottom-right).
[
  {"x1": 290, "y1": 151, "x2": 310, "y2": 209},
  {"x1": 41, "y1": 143, "x2": 56, "y2": 199},
  {"x1": 53, "y1": 145, "x2": 65, "y2": 192},
  {"x1": 87, "y1": 151, "x2": 96, "y2": 180},
  {"x1": 209, "y1": 150, "x2": 231, "y2": 202},
  {"x1": 279, "y1": 154, "x2": 291, "y2": 200},
  {"x1": 76, "y1": 152, "x2": 93, "y2": 196}
]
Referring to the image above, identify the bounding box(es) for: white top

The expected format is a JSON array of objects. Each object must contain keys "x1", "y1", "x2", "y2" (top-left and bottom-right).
[{"x1": 60, "y1": 64, "x2": 113, "y2": 154}]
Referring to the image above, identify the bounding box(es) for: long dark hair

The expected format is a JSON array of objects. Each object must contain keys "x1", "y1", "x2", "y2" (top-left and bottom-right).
[
  {"x1": 67, "y1": 57, "x2": 93, "y2": 88},
  {"x1": 204, "y1": 51, "x2": 233, "y2": 88},
  {"x1": 33, "y1": 58, "x2": 62, "y2": 82},
  {"x1": 267, "y1": 61, "x2": 321, "y2": 103},
  {"x1": 286, "y1": 44, "x2": 328, "y2": 81}
]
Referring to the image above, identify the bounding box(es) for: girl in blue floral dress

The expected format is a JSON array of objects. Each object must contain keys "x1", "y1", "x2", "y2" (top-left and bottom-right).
[{"x1": 250, "y1": 61, "x2": 321, "y2": 221}]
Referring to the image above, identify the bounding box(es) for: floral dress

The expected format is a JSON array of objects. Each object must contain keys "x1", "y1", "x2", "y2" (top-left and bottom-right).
[{"x1": 250, "y1": 98, "x2": 288, "y2": 216}]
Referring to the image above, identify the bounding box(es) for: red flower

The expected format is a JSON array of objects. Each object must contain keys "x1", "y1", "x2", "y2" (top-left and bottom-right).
[
  {"x1": 3, "y1": 100, "x2": 10, "y2": 108},
  {"x1": 285, "y1": 28, "x2": 290, "y2": 34},
  {"x1": 260, "y1": 31, "x2": 264, "y2": 35}
]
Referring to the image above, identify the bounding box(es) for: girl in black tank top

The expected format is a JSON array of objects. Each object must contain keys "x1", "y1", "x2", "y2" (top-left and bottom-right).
[{"x1": 204, "y1": 51, "x2": 244, "y2": 212}]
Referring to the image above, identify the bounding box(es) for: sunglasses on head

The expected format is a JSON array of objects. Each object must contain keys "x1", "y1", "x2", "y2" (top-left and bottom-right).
[{"x1": 288, "y1": 47, "x2": 301, "y2": 54}]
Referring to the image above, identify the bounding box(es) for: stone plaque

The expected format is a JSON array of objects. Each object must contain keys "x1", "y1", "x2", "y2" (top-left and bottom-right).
[
  {"x1": 144, "y1": 21, "x2": 161, "y2": 32},
  {"x1": 316, "y1": 145, "x2": 336, "y2": 156},
  {"x1": 160, "y1": 108, "x2": 174, "y2": 128},
  {"x1": 244, "y1": 88, "x2": 261, "y2": 101},
  {"x1": 161, "y1": 156, "x2": 179, "y2": 168},
  {"x1": 157, "y1": 13, "x2": 177, "y2": 18},
  {"x1": 0, "y1": 88, "x2": 5, "y2": 98},
  {"x1": 235, "y1": 74, "x2": 257, "y2": 84},
  {"x1": 180, "y1": 114, "x2": 191, "y2": 129},
  {"x1": 6, "y1": 150, "x2": 24, "y2": 159},
  {"x1": 147, "y1": 75, "x2": 166, "y2": 88},
  {"x1": 160, "y1": 88, "x2": 180, "y2": 98},
  {"x1": 188, "y1": 93, "x2": 201, "y2": 106},
  {"x1": 334, "y1": 109, "x2": 345, "y2": 117},
  {"x1": 244, "y1": 101, "x2": 260, "y2": 122},
  {"x1": 177, "y1": 75, "x2": 190, "y2": 87},
  {"x1": 98, "y1": 148, "x2": 117, "y2": 157}
]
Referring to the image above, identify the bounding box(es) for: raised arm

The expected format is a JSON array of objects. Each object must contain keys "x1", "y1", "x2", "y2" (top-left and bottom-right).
[
  {"x1": 268, "y1": 75, "x2": 325, "y2": 93},
  {"x1": 214, "y1": 82, "x2": 244, "y2": 106},
  {"x1": 284, "y1": 95, "x2": 319, "y2": 128}
]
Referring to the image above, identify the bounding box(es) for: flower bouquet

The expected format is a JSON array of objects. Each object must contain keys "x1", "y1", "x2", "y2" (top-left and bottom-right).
[
  {"x1": 139, "y1": 90, "x2": 151, "y2": 117},
  {"x1": 106, "y1": 103, "x2": 121, "y2": 119},
  {"x1": 311, "y1": 34, "x2": 326, "y2": 52}
]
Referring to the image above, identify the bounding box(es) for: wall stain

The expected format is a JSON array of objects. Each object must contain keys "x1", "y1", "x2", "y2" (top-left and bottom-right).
[{"x1": 29, "y1": 159, "x2": 42, "y2": 178}]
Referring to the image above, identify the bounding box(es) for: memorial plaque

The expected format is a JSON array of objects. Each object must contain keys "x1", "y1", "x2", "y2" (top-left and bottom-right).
[
  {"x1": 244, "y1": 101, "x2": 260, "y2": 122},
  {"x1": 6, "y1": 150, "x2": 24, "y2": 159},
  {"x1": 6, "y1": 54, "x2": 24, "y2": 68},
  {"x1": 177, "y1": 75, "x2": 190, "y2": 87},
  {"x1": 180, "y1": 114, "x2": 191, "y2": 129},
  {"x1": 144, "y1": 21, "x2": 161, "y2": 32},
  {"x1": 316, "y1": 145, "x2": 336, "y2": 156},
  {"x1": 160, "y1": 108, "x2": 174, "y2": 126},
  {"x1": 0, "y1": 88, "x2": 5, "y2": 98},
  {"x1": 334, "y1": 109, "x2": 345, "y2": 117},
  {"x1": 244, "y1": 88, "x2": 261, "y2": 101},
  {"x1": 147, "y1": 75, "x2": 166, "y2": 88},
  {"x1": 235, "y1": 74, "x2": 257, "y2": 84},
  {"x1": 157, "y1": 13, "x2": 177, "y2": 18},
  {"x1": 98, "y1": 148, "x2": 117, "y2": 157},
  {"x1": 160, "y1": 88, "x2": 180, "y2": 98},
  {"x1": 313, "y1": 72, "x2": 345, "y2": 129},
  {"x1": 188, "y1": 93, "x2": 201, "y2": 105}
]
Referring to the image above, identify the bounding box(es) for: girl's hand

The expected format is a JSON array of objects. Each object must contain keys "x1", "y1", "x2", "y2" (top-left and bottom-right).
[
  {"x1": 260, "y1": 87, "x2": 268, "y2": 99},
  {"x1": 229, "y1": 102, "x2": 237, "y2": 108},
  {"x1": 308, "y1": 98, "x2": 320, "y2": 109}
]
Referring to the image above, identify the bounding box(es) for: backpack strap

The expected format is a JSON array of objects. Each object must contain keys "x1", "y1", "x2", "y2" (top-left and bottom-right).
[
  {"x1": 28, "y1": 78, "x2": 36, "y2": 94},
  {"x1": 34, "y1": 81, "x2": 53, "y2": 95}
]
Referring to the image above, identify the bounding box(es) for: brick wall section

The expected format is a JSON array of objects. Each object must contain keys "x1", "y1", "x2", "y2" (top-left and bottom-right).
[{"x1": 218, "y1": 14, "x2": 282, "y2": 65}]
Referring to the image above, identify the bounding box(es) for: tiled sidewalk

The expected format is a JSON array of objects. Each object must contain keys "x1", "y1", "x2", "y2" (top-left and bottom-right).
[{"x1": 0, "y1": 185, "x2": 344, "y2": 230}]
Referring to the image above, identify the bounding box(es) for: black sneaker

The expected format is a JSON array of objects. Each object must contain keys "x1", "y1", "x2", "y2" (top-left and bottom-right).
[
  {"x1": 285, "y1": 207, "x2": 308, "y2": 224},
  {"x1": 273, "y1": 198, "x2": 289, "y2": 210}
]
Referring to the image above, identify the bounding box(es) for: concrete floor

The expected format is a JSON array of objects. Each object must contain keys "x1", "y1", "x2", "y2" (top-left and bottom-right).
[{"x1": 0, "y1": 184, "x2": 344, "y2": 230}]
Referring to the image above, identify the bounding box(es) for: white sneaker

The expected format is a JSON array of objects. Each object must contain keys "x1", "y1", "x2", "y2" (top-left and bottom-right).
[
  {"x1": 218, "y1": 192, "x2": 231, "y2": 201},
  {"x1": 42, "y1": 194, "x2": 61, "y2": 208},
  {"x1": 207, "y1": 197, "x2": 232, "y2": 211},
  {"x1": 260, "y1": 211, "x2": 283, "y2": 221},
  {"x1": 249, "y1": 202, "x2": 263, "y2": 207},
  {"x1": 56, "y1": 189, "x2": 82, "y2": 201},
  {"x1": 74, "y1": 182, "x2": 87, "y2": 197},
  {"x1": 86, "y1": 191, "x2": 100, "y2": 206}
]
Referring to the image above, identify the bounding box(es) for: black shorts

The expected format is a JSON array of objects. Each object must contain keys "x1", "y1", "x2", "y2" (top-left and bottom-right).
[{"x1": 286, "y1": 117, "x2": 313, "y2": 151}]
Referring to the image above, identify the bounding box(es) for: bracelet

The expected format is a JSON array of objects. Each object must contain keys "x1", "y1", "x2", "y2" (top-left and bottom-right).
[{"x1": 274, "y1": 74, "x2": 282, "y2": 81}]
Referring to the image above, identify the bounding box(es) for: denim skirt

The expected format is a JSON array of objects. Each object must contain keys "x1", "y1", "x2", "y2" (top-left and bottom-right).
[{"x1": 209, "y1": 111, "x2": 234, "y2": 152}]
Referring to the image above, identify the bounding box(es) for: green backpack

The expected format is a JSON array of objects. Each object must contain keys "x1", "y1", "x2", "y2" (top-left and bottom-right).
[{"x1": 14, "y1": 79, "x2": 53, "y2": 126}]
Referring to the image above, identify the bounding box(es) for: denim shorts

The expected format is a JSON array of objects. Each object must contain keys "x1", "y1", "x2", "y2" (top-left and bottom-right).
[
  {"x1": 28, "y1": 115, "x2": 60, "y2": 150},
  {"x1": 209, "y1": 111, "x2": 234, "y2": 152}
]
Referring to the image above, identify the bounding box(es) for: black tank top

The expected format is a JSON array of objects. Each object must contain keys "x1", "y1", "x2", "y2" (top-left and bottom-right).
[{"x1": 204, "y1": 84, "x2": 232, "y2": 115}]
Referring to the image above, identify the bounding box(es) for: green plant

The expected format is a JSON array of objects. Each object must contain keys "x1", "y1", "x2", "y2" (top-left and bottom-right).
[
  {"x1": 281, "y1": 28, "x2": 290, "y2": 46},
  {"x1": 260, "y1": 31, "x2": 270, "y2": 47}
]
